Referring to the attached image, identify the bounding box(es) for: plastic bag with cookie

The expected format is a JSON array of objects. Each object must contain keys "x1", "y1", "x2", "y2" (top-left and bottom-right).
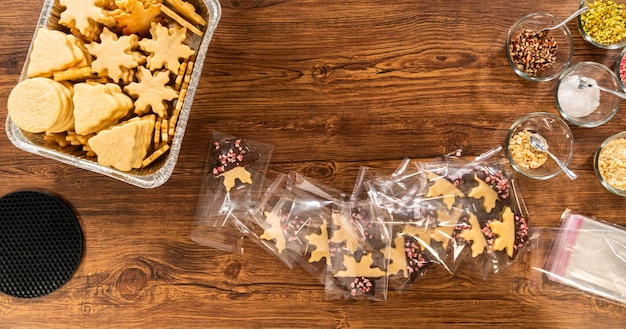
[
  {"x1": 284, "y1": 171, "x2": 390, "y2": 300},
  {"x1": 418, "y1": 147, "x2": 532, "y2": 279},
  {"x1": 351, "y1": 160, "x2": 446, "y2": 292},
  {"x1": 236, "y1": 172, "x2": 341, "y2": 276},
  {"x1": 191, "y1": 131, "x2": 273, "y2": 253}
]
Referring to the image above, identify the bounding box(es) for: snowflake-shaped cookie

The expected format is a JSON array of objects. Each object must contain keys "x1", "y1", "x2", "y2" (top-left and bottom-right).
[
  {"x1": 111, "y1": 0, "x2": 162, "y2": 35},
  {"x1": 86, "y1": 28, "x2": 145, "y2": 83},
  {"x1": 124, "y1": 66, "x2": 178, "y2": 116},
  {"x1": 59, "y1": 0, "x2": 115, "y2": 41},
  {"x1": 139, "y1": 22, "x2": 195, "y2": 73}
]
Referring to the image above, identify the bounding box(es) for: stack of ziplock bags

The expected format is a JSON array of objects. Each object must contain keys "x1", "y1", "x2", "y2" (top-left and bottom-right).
[{"x1": 192, "y1": 132, "x2": 532, "y2": 301}]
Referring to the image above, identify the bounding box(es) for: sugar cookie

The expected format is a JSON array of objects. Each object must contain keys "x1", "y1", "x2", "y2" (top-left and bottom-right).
[
  {"x1": 139, "y1": 22, "x2": 195, "y2": 73},
  {"x1": 73, "y1": 82, "x2": 134, "y2": 135},
  {"x1": 426, "y1": 172, "x2": 465, "y2": 210},
  {"x1": 88, "y1": 115, "x2": 156, "y2": 171},
  {"x1": 7, "y1": 78, "x2": 74, "y2": 133},
  {"x1": 259, "y1": 211, "x2": 287, "y2": 253},
  {"x1": 217, "y1": 166, "x2": 253, "y2": 192},
  {"x1": 382, "y1": 235, "x2": 409, "y2": 278},
  {"x1": 334, "y1": 253, "x2": 386, "y2": 278},
  {"x1": 304, "y1": 219, "x2": 331, "y2": 265},
  {"x1": 488, "y1": 207, "x2": 516, "y2": 258},
  {"x1": 459, "y1": 213, "x2": 488, "y2": 258},
  {"x1": 468, "y1": 174, "x2": 499, "y2": 213},
  {"x1": 124, "y1": 66, "x2": 178, "y2": 116},
  {"x1": 110, "y1": 0, "x2": 162, "y2": 35},
  {"x1": 86, "y1": 28, "x2": 145, "y2": 83}
]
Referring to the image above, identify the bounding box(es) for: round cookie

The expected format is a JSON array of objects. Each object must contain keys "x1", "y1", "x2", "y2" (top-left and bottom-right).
[{"x1": 7, "y1": 78, "x2": 72, "y2": 133}]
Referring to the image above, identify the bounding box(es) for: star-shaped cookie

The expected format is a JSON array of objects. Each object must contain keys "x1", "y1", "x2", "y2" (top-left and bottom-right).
[
  {"x1": 382, "y1": 235, "x2": 408, "y2": 278},
  {"x1": 59, "y1": 0, "x2": 115, "y2": 41}
]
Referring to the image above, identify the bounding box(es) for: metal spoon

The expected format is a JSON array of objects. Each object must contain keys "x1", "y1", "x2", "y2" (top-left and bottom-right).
[
  {"x1": 534, "y1": 6, "x2": 589, "y2": 36},
  {"x1": 529, "y1": 133, "x2": 577, "y2": 180},
  {"x1": 577, "y1": 77, "x2": 626, "y2": 99}
]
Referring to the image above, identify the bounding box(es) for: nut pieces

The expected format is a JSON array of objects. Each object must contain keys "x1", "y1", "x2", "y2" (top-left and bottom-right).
[
  {"x1": 508, "y1": 130, "x2": 548, "y2": 170},
  {"x1": 509, "y1": 29, "x2": 558, "y2": 77},
  {"x1": 597, "y1": 136, "x2": 626, "y2": 191}
]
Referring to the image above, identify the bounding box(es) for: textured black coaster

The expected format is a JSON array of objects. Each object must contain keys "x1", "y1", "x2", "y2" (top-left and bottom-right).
[{"x1": 0, "y1": 191, "x2": 83, "y2": 298}]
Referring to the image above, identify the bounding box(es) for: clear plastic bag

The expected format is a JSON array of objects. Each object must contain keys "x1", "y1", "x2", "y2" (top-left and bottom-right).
[
  {"x1": 191, "y1": 131, "x2": 273, "y2": 253},
  {"x1": 531, "y1": 209, "x2": 626, "y2": 305},
  {"x1": 286, "y1": 171, "x2": 390, "y2": 300},
  {"x1": 407, "y1": 147, "x2": 531, "y2": 279},
  {"x1": 359, "y1": 158, "x2": 427, "y2": 218}
]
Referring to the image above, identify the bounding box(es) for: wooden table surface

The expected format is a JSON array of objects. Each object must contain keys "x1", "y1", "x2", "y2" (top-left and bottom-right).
[{"x1": 1, "y1": 0, "x2": 625, "y2": 327}]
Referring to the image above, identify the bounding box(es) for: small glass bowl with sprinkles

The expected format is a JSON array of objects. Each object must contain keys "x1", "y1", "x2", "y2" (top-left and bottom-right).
[
  {"x1": 578, "y1": 0, "x2": 626, "y2": 49},
  {"x1": 506, "y1": 12, "x2": 575, "y2": 82}
]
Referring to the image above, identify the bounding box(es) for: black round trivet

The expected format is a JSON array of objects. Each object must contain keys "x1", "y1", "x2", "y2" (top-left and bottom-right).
[{"x1": 0, "y1": 191, "x2": 83, "y2": 298}]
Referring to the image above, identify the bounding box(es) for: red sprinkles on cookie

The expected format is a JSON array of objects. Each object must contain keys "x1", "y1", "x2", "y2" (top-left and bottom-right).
[
  {"x1": 514, "y1": 214, "x2": 529, "y2": 251},
  {"x1": 349, "y1": 277, "x2": 374, "y2": 296},
  {"x1": 404, "y1": 237, "x2": 428, "y2": 276},
  {"x1": 211, "y1": 138, "x2": 259, "y2": 176},
  {"x1": 483, "y1": 170, "x2": 510, "y2": 200}
]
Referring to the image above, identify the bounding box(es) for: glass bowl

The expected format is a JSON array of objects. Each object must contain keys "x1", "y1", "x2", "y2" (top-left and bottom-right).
[
  {"x1": 578, "y1": 0, "x2": 626, "y2": 49},
  {"x1": 615, "y1": 47, "x2": 626, "y2": 91},
  {"x1": 555, "y1": 61, "x2": 621, "y2": 128},
  {"x1": 505, "y1": 112, "x2": 575, "y2": 180},
  {"x1": 594, "y1": 131, "x2": 626, "y2": 196},
  {"x1": 506, "y1": 12, "x2": 575, "y2": 82}
]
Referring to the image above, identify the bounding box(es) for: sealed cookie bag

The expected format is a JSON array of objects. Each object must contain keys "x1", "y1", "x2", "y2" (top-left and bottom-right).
[
  {"x1": 287, "y1": 172, "x2": 390, "y2": 300},
  {"x1": 234, "y1": 172, "x2": 343, "y2": 274},
  {"x1": 192, "y1": 131, "x2": 273, "y2": 253},
  {"x1": 358, "y1": 160, "x2": 451, "y2": 292},
  {"x1": 417, "y1": 147, "x2": 531, "y2": 278}
]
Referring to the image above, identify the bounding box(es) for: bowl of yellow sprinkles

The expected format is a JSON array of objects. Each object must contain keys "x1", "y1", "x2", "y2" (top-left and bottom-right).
[{"x1": 578, "y1": 0, "x2": 626, "y2": 49}]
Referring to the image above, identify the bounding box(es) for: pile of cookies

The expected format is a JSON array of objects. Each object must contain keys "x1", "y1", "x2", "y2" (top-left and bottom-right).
[{"x1": 7, "y1": 0, "x2": 209, "y2": 172}]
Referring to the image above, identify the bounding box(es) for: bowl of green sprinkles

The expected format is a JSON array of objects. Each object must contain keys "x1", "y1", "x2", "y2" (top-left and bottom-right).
[
  {"x1": 506, "y1": 12, "x2": 575, "y2": 82},
  {"x1": 578, "y1": 0, "x2": 626, "y2": 49}
]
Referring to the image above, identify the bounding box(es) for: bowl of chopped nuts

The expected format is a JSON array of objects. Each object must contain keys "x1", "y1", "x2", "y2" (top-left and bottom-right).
[
  {"x1": 578, "y1": 0, "x2": 626, "y2": 49},
  {"x1": 505, "y1": 112, "x2": 575, "y2": 180},
  {"x1": 555, "y1": 61, "x2": 621, "y2": 128},
  {"x1": 506, "y1": 12, "x2": 575, "y2": 82},
  {"x1": 595, "y1": 131, "x2": 626, "y2": 196}
]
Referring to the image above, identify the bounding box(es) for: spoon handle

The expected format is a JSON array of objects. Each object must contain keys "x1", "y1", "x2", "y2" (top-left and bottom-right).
[
  {"x1": 536, "y1": 6, "x2": 589, "y2": 34},
  {"x1": 547, "y1": 152, "x2": 577, "y2": 180},
  {"x1": 593, "y1": 84, "x2": 626, "y2": 100}
]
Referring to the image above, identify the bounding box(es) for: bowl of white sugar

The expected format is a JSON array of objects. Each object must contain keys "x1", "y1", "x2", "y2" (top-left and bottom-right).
[{"x1": 555, "y1": 61, "x2": 621, "y2": 128}]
